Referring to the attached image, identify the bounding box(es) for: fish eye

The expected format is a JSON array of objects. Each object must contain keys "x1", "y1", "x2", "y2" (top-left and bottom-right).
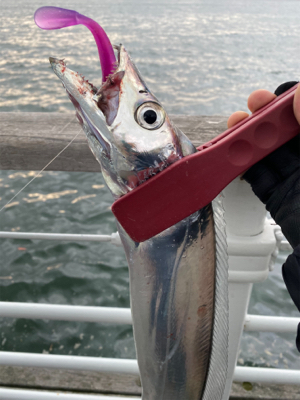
[{"x1": 135, "y1": 102, "x2": 165, "y2": 130}]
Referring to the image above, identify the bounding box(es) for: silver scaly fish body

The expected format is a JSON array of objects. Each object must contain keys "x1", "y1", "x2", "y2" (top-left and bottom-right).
[{"x1": 50, "y1": 45, "x2": 228, "y2": 399}]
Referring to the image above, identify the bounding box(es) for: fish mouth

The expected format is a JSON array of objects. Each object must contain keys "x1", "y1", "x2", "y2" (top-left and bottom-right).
[
  {"x1": 48, "y1": 44, "x2": 155, "y2": 128},
  {"x1": 48, "y1": 51, "x2": 123, "y2": 150},
  {"x1": 49, "y1": 57, "x2": 99, "y2": 100},
  {"x1": 49, "y1": 55, "x2": 112, "y2": 154},
  {"x1": 49, "y1": 46, "x2": 127, "y2": 127}
]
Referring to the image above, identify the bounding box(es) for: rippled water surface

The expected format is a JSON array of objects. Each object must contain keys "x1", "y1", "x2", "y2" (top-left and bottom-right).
[{"x1": 0, "y1": 0, "x2": 300, "y2": 369}]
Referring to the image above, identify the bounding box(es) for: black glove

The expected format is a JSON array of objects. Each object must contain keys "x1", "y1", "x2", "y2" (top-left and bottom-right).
[
  {"x1": 243, "y1": 81, "x2": 300, "y2": 249},
  {"x1": 282, "y1": 246, "x2": 300, "y2": 351},
  {"x1": 243, "y1": 81, "x2": 300, "y2": 351}
]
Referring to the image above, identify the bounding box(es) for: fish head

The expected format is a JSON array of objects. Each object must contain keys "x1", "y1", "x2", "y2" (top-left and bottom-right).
[{"x1": 50, "y1": 45, "x2": 195, "y2": 198}]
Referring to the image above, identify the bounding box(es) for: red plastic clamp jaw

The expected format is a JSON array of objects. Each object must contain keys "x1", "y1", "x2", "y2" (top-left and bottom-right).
[{"x1": 112, "y1": 83, "x2": 299, "y2": 242}]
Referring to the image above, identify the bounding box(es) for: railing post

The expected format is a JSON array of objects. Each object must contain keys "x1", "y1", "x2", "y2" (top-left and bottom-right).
[{"x1": 221, "y1": 177, "x2": 277, "y2": 400}]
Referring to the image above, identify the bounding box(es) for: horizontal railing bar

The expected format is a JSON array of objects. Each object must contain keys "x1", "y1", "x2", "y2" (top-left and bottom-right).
[
  {"x1": 0, "y1": 352, "x2": 139, "y2": 375},
  {"x1": 244, "y1": 314, "x2": 299, "y2": 333},
  {"x1": 0, "y1": 302, "x2": 132, "y2": 324},
  {"x1": 1, "y1": 352, "x2": 299, "y2": 386},
  {"x1": 1, "y1": 303, "x2": 298, "y2": 334},
  {"x1": 234, "y1": 366, "x2": 300, "y2": 385},
  {"x1": 0, "y1": 231, "x2": 122, "y2": 246},
  {"x1": 0, "y1": 387, "x2": 139, "y2": 400},
  {"x1": 273, "y1": 226, "x2": 293, "y2": 252},
  {"x1": 279, "y1": 240, "x2": 293, "y2": 252},
  {"x1": 228, "y1": 270, "x2": 269, "y2": 283}
]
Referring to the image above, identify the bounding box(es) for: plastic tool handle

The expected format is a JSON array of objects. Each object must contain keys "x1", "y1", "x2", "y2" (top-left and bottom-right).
[{"x1": 112, "y1": 83, "x2": 300, "y2": 242}]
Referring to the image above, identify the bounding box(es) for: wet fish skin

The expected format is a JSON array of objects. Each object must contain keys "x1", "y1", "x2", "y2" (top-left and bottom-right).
[
  {"x1": 49, "y1": 46, "x2": 227, "y2": 399},
  {"x1": 117, "y1": 206, "x2": 216, "y2": 399}
]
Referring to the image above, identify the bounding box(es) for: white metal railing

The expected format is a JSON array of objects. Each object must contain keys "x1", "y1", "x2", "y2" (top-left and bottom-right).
[
  {"x1": 0, "y1": 352, "x2": 139, "y2": 375},
  {"x1": 244, "y1": 314, "x2": 299, "y2": 333},
  {"x1": 0, "y1": 231, "x2": 123, "y2": 246},
  {"x1": 273, "y1": 226, "x2": 293, "y2": 252},
  {"x1": 0, "y1": 388, "x2": 140, "y2": 400},
  {"x1": 0, "y1": 301, "x2": 299, "y2": 333},
  {"x1": 1, "y1": 364, "x2": 297, "y2": 400},
  {"x1": 233, "y1": 366, "x2": 300, "y2": 385},
  {"x1": 0, "y1": 302, "x2": 132, "y2": 324},
  {"x1": 0, "y1": 229, "x2": 291, "y2": 251},
  {"x1": 1, "y1": 351, "x2": 300, "y2": 386}
]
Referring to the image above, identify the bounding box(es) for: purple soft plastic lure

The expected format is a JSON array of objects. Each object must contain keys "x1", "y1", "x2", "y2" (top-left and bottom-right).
[{"x1": 34, "y1": 6, "x2": 116, "y2": 82}]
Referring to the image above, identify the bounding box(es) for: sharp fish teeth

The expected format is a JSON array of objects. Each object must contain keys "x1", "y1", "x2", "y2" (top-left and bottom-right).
[
  {"x1": 93, "y1": 93, "x2": 102, "y2": 102},
  {"x1": 113, "y1": 44, "x2": 121, "y2": 51},
  {"x1": 49, "y1": 57, "x2": 66, "y2": 65}
]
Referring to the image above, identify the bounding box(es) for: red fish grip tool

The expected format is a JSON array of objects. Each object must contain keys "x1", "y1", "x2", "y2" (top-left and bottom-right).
[{"x1": 112, "y1": 83, "x2": 300, "y2": 242}]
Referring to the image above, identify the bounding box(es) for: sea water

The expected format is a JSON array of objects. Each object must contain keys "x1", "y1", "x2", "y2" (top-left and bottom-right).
[{"x1": 0, "y1": 0, "x2": 299, "y2": 369}]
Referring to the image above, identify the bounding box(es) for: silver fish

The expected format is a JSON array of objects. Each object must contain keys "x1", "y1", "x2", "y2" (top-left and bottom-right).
[{"x1": 49, "y1": 45, "x2": 229, "y2": 400}]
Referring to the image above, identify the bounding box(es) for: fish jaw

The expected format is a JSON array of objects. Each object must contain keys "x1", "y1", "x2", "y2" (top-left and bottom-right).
[
  {"x1": 49, "y1": 46, "x2": 195, "y2": 198},
  {"x1": 49, "y1": 56, "x2": 129, "y2": 198}
]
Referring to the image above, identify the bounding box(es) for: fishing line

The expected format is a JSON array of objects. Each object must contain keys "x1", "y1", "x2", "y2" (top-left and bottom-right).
[{"x1": 0, "y1": 121, "x2": 82, "y2": 212}]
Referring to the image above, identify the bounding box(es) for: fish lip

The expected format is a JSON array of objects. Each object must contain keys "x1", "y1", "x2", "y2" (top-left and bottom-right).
[
  {"x1": 49, "y1": 56, "x2": 100, "y2": 95},
  {"x1": 49, "y1": 57, "x2": 67, "y2": 72},
  {"x1": 49, "y1": 56, "x2": 60, "y2": 65}
]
